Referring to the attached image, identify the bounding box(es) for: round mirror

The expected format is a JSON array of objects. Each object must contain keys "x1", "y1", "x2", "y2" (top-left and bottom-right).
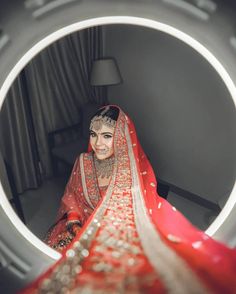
[
  {"x1": 0, "y1": 1, "x2": 236, "y2": 292},
  {"x1": 1, "y1": 21, "x2": 235, "y2": 238}
]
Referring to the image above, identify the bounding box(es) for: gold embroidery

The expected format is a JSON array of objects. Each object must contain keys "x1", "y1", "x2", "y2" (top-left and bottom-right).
[
  {"x1": 80, "y1": 153, "x2": 95, "y2": 210},
  {"x1": 125, "y1": 123, "x2": 208, "y2": 294}
]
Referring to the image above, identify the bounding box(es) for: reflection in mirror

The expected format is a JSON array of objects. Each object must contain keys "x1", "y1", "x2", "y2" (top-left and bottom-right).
[{"x1": 0, "y1": 23, "x2": 235, "y2": 243}]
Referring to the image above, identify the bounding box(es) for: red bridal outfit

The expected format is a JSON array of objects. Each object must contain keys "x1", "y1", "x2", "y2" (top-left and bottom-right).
[{"x1": 23, "y1": 106, "x2": 236, "y2": 294}]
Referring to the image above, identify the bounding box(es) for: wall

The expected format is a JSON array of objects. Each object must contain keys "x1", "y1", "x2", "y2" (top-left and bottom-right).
[{"x1": 104, "y1": 24, "x2": 236, "y2": 205}]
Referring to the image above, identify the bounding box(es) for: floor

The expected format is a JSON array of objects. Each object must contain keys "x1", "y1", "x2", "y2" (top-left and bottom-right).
[
  {"x1": 20, "y1": 175, "x2": 68, "y2": 240},
  {"x1": 19, "y1": 176, "x2": 218, "y2": 240},
  {"x1": 167, "y1": 191, "x2": 218, "y2": 231}
]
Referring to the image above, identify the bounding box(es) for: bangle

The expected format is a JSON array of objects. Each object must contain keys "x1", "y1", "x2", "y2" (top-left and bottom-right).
[
  {"x1": 66, "y1": 220, "x2": 81, "y2": 231},
  {"x1": 66, "y1": 220, "x2": 81, "y2": 227}
]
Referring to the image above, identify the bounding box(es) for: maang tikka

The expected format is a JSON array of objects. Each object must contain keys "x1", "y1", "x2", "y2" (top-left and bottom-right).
[{"x1": 90, "y1": 107, "x2": 116, "y2": 131}]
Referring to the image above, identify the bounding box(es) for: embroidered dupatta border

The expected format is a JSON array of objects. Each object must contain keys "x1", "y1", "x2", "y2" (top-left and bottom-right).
[
  {"x1": 125, "y1": 123, "x2": 209, "y2": 294},
  {"x1": 80, "y1": 153, "x2": 96, "y2": 210}
]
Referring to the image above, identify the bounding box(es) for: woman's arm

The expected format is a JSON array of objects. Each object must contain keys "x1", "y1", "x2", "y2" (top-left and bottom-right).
[{"x1": 58, "y1": 155, "x2": 86, "y2": 225}]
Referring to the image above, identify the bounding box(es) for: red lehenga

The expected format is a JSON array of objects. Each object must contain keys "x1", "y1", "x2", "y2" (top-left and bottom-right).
[{"x1": 22, "y1": 106, "x2": 236, "y2": 294}]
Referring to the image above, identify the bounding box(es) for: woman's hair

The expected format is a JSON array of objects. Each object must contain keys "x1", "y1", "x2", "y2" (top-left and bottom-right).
[{"x1": 92, "y1": 105, "x2": 119, "y2": 122}]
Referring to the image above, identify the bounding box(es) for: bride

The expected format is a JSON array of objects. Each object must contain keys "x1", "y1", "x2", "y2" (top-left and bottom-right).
[{"x1": 24, "y1": 105, "x2": 236, "y2": 293}]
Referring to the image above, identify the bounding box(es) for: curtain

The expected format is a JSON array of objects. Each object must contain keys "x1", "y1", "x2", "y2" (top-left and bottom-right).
[
  {"x1": 0, "y1": 26, "x2": 106, "y2": 193},
  {"x1": 0, "y1": 74, "x2": 41, "y2": 193}
]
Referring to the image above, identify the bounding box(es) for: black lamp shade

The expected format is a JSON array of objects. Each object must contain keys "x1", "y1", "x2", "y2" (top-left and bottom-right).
[{"x1": 90, "y1": 58, "x2": 122, "y2": 86}]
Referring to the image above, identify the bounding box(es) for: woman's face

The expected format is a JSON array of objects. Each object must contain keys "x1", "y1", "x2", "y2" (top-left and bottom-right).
[{"x1": 89, "y1": 123, "x2": 115, "y2": 160}]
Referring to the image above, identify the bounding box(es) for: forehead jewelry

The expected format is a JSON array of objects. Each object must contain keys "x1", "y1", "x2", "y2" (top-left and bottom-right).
[{"x1": 90, "y1": 111, "x2": 116, "y2": 131}]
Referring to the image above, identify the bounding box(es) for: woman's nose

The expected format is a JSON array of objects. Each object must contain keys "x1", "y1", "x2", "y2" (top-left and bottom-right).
[{"x1": 95, "y1": 135, "x2": 102, "y2": 146}]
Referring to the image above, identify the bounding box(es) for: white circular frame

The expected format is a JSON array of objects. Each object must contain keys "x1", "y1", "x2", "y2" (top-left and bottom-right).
[{"x1": 0, "y1": 16, "x2": 235, "y2": 260}]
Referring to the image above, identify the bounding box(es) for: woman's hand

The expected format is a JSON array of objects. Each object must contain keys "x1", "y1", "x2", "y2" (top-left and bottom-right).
[{"x1": 66, "y1": 220, "x2": 81, "y2": 236}]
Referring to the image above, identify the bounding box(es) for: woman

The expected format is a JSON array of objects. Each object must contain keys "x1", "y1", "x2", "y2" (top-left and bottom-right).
[
  {"x1": 24, "y1": 105, "x2": 236, "y2": 293},
  {"x1": 44, "y1": 106, "x2": 119, "y2": 250}
]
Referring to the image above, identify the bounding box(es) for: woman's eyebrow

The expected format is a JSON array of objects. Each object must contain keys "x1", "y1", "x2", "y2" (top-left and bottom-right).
[
  {"x1": 101, "y1": 132, "x2": 113, "y2": 135},
  {"x1": 90, "y1": 130, "x2": 113, "y2": 135}
]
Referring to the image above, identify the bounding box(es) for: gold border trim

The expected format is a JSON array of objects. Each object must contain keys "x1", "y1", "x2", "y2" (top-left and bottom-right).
[
  {"x1": 80, "y1": 153, "x2": 95, "y2": 210},
  {"x1": 125, "y1": 124, "x2": 209, "y2": 294}
]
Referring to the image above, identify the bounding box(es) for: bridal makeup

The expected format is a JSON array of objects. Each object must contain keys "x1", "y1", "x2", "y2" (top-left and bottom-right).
[{"x1": 89, "y1": 124, "x2": 115, "y2": 160}]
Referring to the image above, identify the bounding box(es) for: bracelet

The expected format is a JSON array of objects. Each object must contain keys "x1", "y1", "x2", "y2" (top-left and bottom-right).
[
  {"x1": 66, "y1": 220, "x2": 81, "y2": 233},
  {"x1": 66, "y1": 220, "x2": 81, "y2": 228}
]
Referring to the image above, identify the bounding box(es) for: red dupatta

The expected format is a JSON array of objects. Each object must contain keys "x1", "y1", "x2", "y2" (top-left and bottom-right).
[{"x1": 22, "y1": 105, "x2": 236, "y2": 293}]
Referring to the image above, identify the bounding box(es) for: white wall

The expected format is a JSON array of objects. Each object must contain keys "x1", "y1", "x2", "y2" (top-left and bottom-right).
[{"x1": 104, "y1": 24, "x2": 236, "y2": 205}]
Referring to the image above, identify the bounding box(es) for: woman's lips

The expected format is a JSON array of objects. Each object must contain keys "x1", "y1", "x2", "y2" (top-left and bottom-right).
[{"x1": 95, "y1": 149, "x2": 108, "y2": 154}]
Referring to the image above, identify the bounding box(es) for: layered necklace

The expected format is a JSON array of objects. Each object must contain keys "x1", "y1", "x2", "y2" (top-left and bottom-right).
[{"x1": 94, "y1": 155, "x2": 115, "y2": 179}]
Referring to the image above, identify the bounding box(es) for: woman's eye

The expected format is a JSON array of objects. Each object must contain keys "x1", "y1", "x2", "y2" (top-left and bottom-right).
[
  {"x1": 104, "y1": 134, "x2": 112, "y2": 139},
  {"x1": 90, "y1": 132, "x2": 96, "y2": 137}
]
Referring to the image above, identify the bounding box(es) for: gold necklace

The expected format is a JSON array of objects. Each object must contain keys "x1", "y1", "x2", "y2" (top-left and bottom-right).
[{"x1": 94, "y1": 155, "x2": 115, "y2": 179}]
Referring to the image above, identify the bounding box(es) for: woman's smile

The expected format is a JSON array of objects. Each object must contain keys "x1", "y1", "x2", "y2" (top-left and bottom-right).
[{"x1": 95, "y1": 148, "x2": 109, "y2": 154}]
